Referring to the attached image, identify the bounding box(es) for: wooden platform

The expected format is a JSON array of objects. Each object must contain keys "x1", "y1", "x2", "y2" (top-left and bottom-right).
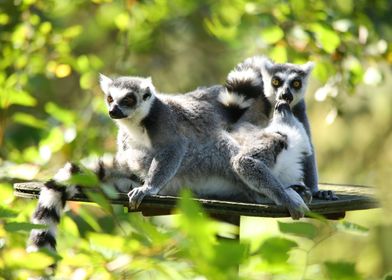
[{"x1": 13, "y1": 182, "x2": 379, "y2": 219}]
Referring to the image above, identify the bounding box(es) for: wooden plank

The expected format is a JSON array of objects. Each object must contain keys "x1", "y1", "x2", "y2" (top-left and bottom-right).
[{"x1": 13, "y1": 182, "x2": 379, "y2": 218}]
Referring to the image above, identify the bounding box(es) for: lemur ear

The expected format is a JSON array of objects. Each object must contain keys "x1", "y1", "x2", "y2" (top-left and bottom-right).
[
  {"x1": 261, "y1": 58, "x2": 275, "y2": 75},
  {"x1": 99, "y1": 73, "x2": 112, "y2": 95},
  {"x1": 301, "y1": 62, "x2": 315, "y2": 75}
]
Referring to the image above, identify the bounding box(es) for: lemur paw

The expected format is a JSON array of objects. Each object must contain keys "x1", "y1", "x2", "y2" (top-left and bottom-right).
[
  {"x1": 312, "y1": 190, "x2": 338, "y2": 200},
  {"x1": 128, "y1": 186, "x2": 152, "y2": 210},
  {"x1": 289, "y1": 184, "x2": 312, "y2": 204},
  {"x1": 284, "y1": 188, "x2": 309, "y2": 220}
]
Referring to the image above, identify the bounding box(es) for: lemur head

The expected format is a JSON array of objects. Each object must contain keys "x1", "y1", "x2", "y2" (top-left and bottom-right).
[
  {"x1": 261, "y1": 59, "x2": 314, "y2": 107},
  {"x1": 99, "y1": 74, "x2": 156, "y2": 121}
]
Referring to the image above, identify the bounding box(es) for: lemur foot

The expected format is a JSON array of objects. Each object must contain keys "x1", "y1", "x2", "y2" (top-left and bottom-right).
[
  {"x1": 312, "y1": 190, "x2": 338, "y2": 200},
  {"x1": 290, "y1": 184, "x2": 312, "y2": 204},
  {"x1": 128, "y1": 186, "x2": 154, "y2": 210},
  {"x1": 284, "y1": 188, "x2": 310, "y2": 220}
]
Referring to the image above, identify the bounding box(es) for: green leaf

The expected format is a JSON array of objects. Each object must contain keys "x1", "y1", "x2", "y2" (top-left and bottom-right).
[
  {"x1": 212, "y1": 241, "x2": 248, "y2": 270},
  {"x1": 12, "y1": 112, "x2": 47, "y2": 129},
  {"x1": 0, "y1": 206, "x2": 18, "y2": 219},
  {"x1": 85, "y1": 190, "x2": 113, "y2": 214},
  {"x1": 336, "y1": 221, "x2": 369, "y2": 235},
  {"x1": 45, "y1": 102, "x2": 75, "y2": 125},
  {"x1": 325, "y1": 261, "x2": 362, "y2": 280},
  {"x1": 4, "y1": 222, "x2": 47, "y2": 232},
  {"x1": 0, "y1": 89, "x2": 37, "y2": 109},
  {"x1": 278, "y1": 221, "x2": 318, "y2": 239},
  {"x1": 261, "y1": 26, "x2": 285, "y2": 44},
  {"x1": 311, "y1": 23, "x2": 341, "y2": 53},
  {"x1": 66, "y1": 172, "x2": 99, "y2": 187},
  {"x1": 258, "y1": 237, "x2": 297, "y2": 264},
  {"x1": 384, "y1": 273, "x2": 392, "y2": 280},
  {"x1": 6, "y1": 250, "x2": 55, "y2": 270}
]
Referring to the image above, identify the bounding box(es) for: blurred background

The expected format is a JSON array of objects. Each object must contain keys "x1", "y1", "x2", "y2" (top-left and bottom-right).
[{"x1": 0, "y1": 0, "x2": 391, "y2": 279}]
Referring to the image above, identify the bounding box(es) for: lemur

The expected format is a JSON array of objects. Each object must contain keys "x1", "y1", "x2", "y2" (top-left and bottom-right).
[
  {"x1": 221, "y1": 56, "x2": 337, "y2": 200},
  {"x1": 27, "y1": 75, "x2": 312, "y2": 254}
]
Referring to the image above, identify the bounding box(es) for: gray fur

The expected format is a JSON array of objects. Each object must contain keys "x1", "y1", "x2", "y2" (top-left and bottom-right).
[
  {"x1": 226, "y1": 57, "x2": 336, "y2": 200},
  {"x1": 100, "y1": 75, "x2": 309, "y2": 219}
]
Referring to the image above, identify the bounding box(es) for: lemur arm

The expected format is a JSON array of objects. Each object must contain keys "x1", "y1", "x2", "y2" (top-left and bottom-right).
[
  {"x1": 128, "y1": 140, "x2": 187, "y2": 209},
  {"x1": 292, "y1": 101, "x2": 337, "y2": 200}
]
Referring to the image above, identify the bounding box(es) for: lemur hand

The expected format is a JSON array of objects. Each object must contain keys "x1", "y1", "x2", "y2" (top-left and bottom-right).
[
  {"x1": 128, "y1": 185, "x2": 155, "y2": 210},
  {"x1": 284, "y1": 188, "x2": 310, "y2": 220}
]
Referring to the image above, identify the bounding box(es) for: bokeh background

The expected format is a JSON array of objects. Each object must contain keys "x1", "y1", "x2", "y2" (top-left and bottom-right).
[{"x1": 0, "y1": 0, "x2": 391, "y2": 279}]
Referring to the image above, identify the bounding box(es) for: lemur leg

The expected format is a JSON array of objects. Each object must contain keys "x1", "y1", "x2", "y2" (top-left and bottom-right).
[{"x1": 230, "y1": 153, "x2": 308, "y2": 219}]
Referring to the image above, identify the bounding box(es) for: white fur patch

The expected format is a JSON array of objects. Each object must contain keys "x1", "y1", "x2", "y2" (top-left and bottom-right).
[
  {"x1": 227, "y1": 68, "x2": 261, "y2": 86},
  {"x1": 38, "y1": 188, "x2": 63, "y2": 211},
  {"x1": 266, "y1": 122, "x2": 311, "y2": 187},
  {"x1": 53, "y1": 162, "x2": 73, "y2": 182},
  {"x1": 218, "y1": 89, "x2": 254, "y2": 109}
]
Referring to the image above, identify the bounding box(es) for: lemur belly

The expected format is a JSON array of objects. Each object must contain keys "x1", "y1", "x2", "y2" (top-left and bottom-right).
[{"x1": 270, "y1": 125, "x2": 311, "y2": 187}]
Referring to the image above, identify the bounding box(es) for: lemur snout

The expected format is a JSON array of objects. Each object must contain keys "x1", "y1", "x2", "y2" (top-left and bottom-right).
[
  {"x1": 109, "y1": 105, "x2": 127, "y2": 119},
  {"x1": 280, "y1": 89, "x2": 293, "y2": 103}
]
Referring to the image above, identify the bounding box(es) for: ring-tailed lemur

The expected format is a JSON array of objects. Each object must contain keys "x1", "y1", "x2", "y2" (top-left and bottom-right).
[
  {"x1": 27, "y1": 74, "x2": 312, "y2": 254},
  {"x1": 221, "y1": 56, "x2": 337, "y2": 200}
]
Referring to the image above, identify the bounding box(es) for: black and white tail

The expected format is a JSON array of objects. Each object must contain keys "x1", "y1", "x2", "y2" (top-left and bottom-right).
[
  {"x1": 27, "y1": 163, "x2": 82, "y2": 253},
  {"x1": 218, "y1": 56, "x2": 266, "y2": 123},
  {"x1": 27, "y1": 158, "x2": 140, "y2": 253}
]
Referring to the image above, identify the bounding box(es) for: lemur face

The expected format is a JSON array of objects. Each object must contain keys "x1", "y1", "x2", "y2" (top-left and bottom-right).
[
  {"x1": 99, "y1": 74, "x2": 155, "y2": 120},
  {"x1": 261, "y1": 60, "x2": 314, "y2": 107}
]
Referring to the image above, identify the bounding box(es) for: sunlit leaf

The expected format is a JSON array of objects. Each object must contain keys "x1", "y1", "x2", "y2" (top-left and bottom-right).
[
  {"x1": 4, "y1": 222, "x2": 47, "y2": 232},
  {"x1": 0, "y1": 90, "x2": 37, "y2": 109},
  {"x1": 12, "y1": 113, "x2": 47, "y2": 129},
  {"x1": 278, "y1": 221, "x2": 318, "y2": 239},
  {"x1": 5, "y1": 249, "x2": 55, "y2": 270},
  {"x1": 258, "y1": 237, "x2": 297, "y2": 264},
  {"x1": 261, "y1": 26, "x2": 284, "y2": 44},
  {"x1": 45, "y1": 102, "x2": 75, "y2": 125},
  {"x1": 55, "y1": 64, "x2": 72, "y2": 78},
  {"x1": 310, "y1": 23, "x2": 341, "y2": 54},
  {"x1": 325, "y1": 261, "x2": 362, "y2": 280}
]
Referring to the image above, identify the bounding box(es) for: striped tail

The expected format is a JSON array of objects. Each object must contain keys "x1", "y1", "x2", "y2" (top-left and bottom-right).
[
  {"x1": 218, "y1": 56, "x2": 266, "y2": 123},
  {"x1": 27, "y1": 163, "x2": 81, "y2": 253},
  {"x1": 27, "y1": 158, "x2": 143, "y2": 253}
]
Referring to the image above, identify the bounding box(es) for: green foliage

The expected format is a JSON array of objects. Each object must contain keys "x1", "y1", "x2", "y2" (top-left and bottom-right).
[
  {"x1": 325, "y1": 261, "x2": 362, "y2": 280},
  {"x1": 0, "y1": 0, "x2": 391, "y2": 279}
]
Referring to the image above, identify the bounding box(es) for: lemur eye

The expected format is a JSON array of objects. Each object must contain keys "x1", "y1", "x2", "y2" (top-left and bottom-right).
[
  {"x1": 121, "y1": 95, "x2": 136, "y2": 107},
  {"x1": 292, "y1": 79, "x2": 302, "y2": 89},
  {"x1": 143, "y1": 87, "x2": 152, "y2": 101},
  {"x1": 142, "y1": 93, "x2": 151, "y2": 101},
  {"x1": 271, "y1": 77, "x2": 282, "y2": 88},
  {"x1": 107, "y1": 95, "x2": 113, "y2": 104}
]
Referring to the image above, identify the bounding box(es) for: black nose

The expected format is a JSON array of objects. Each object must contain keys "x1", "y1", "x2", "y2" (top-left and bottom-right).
[
  {"x1": 281, "y1": 89, "x2": 293, "y2": 103},
  {"x1": 109, "y1": 106, "x2": 126, "y2": 119}
]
